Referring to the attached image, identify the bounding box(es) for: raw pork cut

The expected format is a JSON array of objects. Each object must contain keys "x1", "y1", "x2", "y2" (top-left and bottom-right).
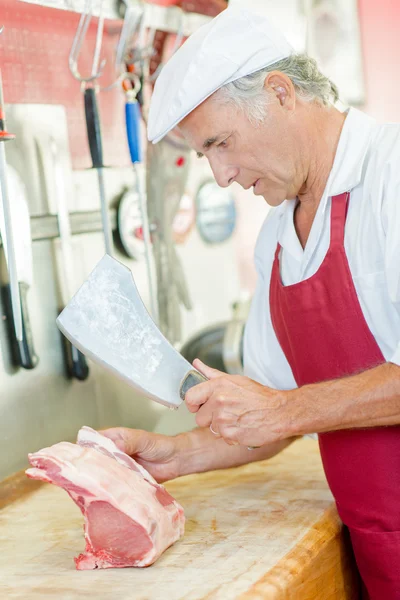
[{"x1": 25, "y1": 426, "x2": 185, "y2": 569}]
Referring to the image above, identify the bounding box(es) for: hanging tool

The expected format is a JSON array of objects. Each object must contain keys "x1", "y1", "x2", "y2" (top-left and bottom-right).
[
  {"x1": 0, "y1": 70, "x2": 24, "y2": 348},
  {"x1": 116, "y1": 6, "x2": 158, "y2": 320},
  {"x1": 129, "y1": 2, "x2": 185, "y2": 85},
  {"x1": 0, "y1": 165, "x2": 38, "y2": 369},
  {"x1": 110, "y1": 4, "x2": 158, "y2": 320},
  {"x1": 115, "y1": 1, "x2": 190, "y2": 339},
  {"x1": 50, "y1": 137, "x2": 89, "y2": 381},
  {"x1": 146, "y1": 135, "x2": 192, "y2": 344},
  {"x1": 124, "y1": 78, "x2": 158, "y2": 321},
  {"x1": 143, "y1": 15, "x2": 193, "y2": 344},
  {"x1": 68, "y1": 0, "x2": 113, "y2": 255}
]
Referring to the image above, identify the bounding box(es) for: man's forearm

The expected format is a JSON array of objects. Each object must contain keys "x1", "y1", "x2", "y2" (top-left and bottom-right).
[
  {"x1": 289, "y1": 362, "x2": 400, "y2": 436},
  {"x1": 178, "y1": 426, "x2": 295, "y2": 477}
]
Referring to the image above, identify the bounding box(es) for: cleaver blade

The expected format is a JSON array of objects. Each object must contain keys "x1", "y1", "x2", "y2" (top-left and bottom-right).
[{"x1": 56, "y1": 254, "x2": 207, "y2": 408}]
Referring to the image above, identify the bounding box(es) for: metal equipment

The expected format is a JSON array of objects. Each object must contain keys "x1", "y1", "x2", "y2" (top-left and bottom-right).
[
  {"x1": 0, "y1": 166, "x2": 38, "y2": 369},
  {"x1": 113, "y1": 8, "x2": 158, "y2": 320},
  {"x1": 124, "y1": 79, "x2": 158, "y2": 321},
  {"x1": 68, "y1": 0, "x2": 113, "y2": 255},
  {"x1": 0, "y1": 70, "x2": 38, "y2": 369},
  {"x1": 0, "y1": 71, "x2": 22, "y2": 343},
  {"x1": 146, "y1": 135, "x2": 193, "y2": 345},
  {"x1": 50, "y1": 137, "x2": 89, "y2": 380}
]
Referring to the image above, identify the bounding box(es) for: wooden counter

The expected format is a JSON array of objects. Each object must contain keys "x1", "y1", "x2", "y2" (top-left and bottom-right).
[{"x1": 0, "y1": 438, "x2": 359, "y2": 599}]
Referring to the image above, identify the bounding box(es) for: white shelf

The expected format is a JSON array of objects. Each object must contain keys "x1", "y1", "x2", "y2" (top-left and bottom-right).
[{"x1": 18, "y1": 0, "x2": 212, "y2": 35}]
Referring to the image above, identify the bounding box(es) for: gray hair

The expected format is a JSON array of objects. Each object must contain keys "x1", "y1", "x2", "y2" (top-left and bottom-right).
[{"x1": 214, "y1": 54, "x2": 340, "y2": 124}]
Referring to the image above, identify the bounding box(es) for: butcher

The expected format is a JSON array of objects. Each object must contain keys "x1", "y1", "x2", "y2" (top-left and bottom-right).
[{"x1": 103, "y1": 6, "x2": 400, "y2": 598}]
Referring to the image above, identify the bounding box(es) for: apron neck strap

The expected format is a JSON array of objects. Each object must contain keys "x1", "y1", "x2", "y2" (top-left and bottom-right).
[{"x1": 330, "y1": 192, "x2": 350, "y2": 246}]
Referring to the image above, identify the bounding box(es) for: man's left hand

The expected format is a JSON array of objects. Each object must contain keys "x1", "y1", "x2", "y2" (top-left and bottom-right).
[{"x1": 185, "y1": 359, "x2": 293, "y2": 448}]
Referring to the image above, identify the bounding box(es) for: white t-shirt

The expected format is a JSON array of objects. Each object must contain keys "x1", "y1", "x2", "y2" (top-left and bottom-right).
[{"x1": 244, "y1": 108, "x2": 400, "y2": 389}]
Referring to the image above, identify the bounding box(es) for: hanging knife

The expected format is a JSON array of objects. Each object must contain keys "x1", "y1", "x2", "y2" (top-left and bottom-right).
[
  {"x1": 0, "y1": 70, "x2": 38, "y2": 368},
  {"x1": 0, "y1": 165, "x2": 38, "y2": 369},
  {"x1": 49, "y1": 137, "x2": 89, "y2": 381}
]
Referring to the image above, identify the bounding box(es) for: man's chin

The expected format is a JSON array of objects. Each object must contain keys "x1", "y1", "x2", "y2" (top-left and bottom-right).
[
  {"x1": 262, "y1": 194, "x2": 287, "y2": 207},
  {"x1": 252, "y1": 184, "x2": 287, "y2": 207}
]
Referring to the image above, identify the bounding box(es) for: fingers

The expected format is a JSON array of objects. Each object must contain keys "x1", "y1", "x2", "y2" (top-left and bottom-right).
[
  {"x1": 212, "y1": 423, "x2": 240, "y2": 446},
  {"x1": 185, "y1": 377, "x2": 220, "y2": 412},
  {"x1": 192, "y1": 358, "x2": 224, "y2": 380},
  {"x1": 195, "y1": 397, "x2": 215, "y2": 427},
  {"x1": 100, "y1": 427, "x2": 148, "y2": 457},
  {"x1": 220, "y1": 427, "x2": 240, "y2": 446}
]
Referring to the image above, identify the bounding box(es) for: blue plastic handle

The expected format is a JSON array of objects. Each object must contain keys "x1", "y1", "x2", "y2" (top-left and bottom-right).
[{"x1": 125, "y1": 100, "x2": 142, "y2": 164}]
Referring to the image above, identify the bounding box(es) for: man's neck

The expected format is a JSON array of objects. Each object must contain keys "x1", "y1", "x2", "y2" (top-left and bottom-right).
[{"x1": 295, "y1": 106, "x2": 347, "y2": 248}]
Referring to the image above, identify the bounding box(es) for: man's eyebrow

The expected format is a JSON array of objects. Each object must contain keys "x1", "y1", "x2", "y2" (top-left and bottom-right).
[{"x1": 202, "y1": 136, "x2": 218, "y2": 149}]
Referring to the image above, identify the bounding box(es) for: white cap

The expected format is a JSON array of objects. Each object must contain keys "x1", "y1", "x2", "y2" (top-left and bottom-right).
[{"x1": 147, "y1": 6, "x2": 294, "y2": 144}]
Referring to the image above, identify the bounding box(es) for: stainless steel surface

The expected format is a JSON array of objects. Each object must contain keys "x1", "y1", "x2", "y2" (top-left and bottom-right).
[{"x1": 57, "y1": 254, "x2": 200, "y2": 409}]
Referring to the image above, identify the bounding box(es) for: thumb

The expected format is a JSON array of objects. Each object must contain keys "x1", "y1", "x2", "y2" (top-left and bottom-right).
[
  {"x1": 193, "y1": 358, "x2": 224, "y2": 380},
  {"x1": 100, "y1": 427, "x2": 149, "y2": 456}
]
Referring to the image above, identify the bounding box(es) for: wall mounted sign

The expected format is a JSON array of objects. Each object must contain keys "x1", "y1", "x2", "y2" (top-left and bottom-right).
[{"x1": 195, "y1": 180, "x2": 236, "y2": 245}]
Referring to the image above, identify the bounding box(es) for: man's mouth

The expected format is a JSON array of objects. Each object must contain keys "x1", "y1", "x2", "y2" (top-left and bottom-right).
[
  {"x1": 243, "y1": 179, "x2": 260, "y2": 191},
  {"x1": 253, "y1": 179, "x2": 260, "y2": 190}
]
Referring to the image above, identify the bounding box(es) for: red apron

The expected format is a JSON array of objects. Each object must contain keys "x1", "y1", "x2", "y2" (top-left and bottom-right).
[{"x1": 269, "y1": 192, "x2": 400, "y2": 599}]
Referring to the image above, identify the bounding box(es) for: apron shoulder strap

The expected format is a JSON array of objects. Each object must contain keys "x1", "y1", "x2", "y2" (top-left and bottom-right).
[{"x1": 330, "y1": 192, "x2": 350, "y2": 247}]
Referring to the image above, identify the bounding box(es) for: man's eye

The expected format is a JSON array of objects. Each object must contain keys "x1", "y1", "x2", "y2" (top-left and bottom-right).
[
  {"x1": 218, "y1": 140, "x2": 228, "y2": 148},
  {"x1": 197, "y1": 152, "x2": 204, "y2": 159}
]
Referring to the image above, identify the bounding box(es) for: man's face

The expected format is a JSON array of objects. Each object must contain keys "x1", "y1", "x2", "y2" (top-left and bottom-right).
[{"x1": 178, "y1": 89, "x2": 304, "y2": 207}]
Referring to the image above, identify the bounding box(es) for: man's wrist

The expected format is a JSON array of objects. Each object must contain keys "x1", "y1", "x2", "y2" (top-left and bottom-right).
[
  {"x1": 174, "y1": 428, "x2": 214, "y2": 477},
  {"x1": 286, "y1": 380, "x2": 353, "y2": 436},
  {"x1": 283, "y1": 386, "x2": 325, "y2": 437}
]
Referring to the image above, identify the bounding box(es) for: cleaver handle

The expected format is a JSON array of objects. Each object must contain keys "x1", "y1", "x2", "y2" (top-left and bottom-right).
[
  {"x1": 179, "y1": 370, "x2": 208, "y2": 401},
  {"x1": 17, "y1": 282, "x2": 38, "y2": 370}
]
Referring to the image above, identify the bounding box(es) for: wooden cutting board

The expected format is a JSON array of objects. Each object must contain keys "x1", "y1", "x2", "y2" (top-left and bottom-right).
[{"x1": 0, "y1": 439, "x2": 359, "y2": 599}]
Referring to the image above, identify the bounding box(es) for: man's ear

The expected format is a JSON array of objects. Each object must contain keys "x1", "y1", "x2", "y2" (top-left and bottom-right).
[{"x1": 264, "y1": 71, "x2": 295, "y2": 110}]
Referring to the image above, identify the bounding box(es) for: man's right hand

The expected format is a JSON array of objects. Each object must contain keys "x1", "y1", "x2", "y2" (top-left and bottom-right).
[{"x1": 100, "y1": 428, "x2": 186, "y2": 484}]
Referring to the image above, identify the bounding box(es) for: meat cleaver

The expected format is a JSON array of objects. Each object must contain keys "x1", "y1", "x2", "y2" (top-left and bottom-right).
[{"x1": 56, "y1": 254, "x2": 207, "y2": 408}]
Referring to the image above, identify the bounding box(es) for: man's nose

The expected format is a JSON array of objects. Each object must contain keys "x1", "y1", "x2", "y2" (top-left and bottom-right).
[{"x1": 209, "y1": 159, "x2": 239, "y2": 188}]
